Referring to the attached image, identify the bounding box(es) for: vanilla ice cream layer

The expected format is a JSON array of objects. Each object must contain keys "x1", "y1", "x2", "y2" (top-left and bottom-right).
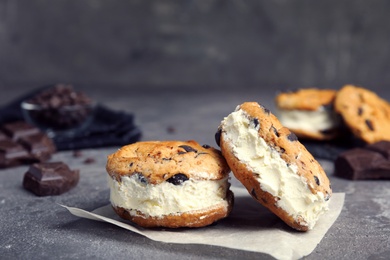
[
  {"x1": 222, "y1": 108, "x2": 329, "y2": 229},
  {"x1": 108, "y1": 175, "x2": 229, "y2": 218},
  {"x1": 276, "y1": 106, "x2": 340, "y2": 132}
]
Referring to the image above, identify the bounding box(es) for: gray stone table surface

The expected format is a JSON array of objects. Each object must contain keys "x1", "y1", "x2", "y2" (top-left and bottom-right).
[{"x1": 1, "y1": 88, "x2": 390, "y2": 260}]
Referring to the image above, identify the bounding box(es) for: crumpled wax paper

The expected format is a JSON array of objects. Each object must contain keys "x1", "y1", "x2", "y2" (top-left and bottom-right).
[{"x1": 63, "y1": 186, "x2": 344, "y2": 260}]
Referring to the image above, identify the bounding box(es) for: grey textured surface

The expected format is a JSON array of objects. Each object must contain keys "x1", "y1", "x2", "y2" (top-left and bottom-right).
[{"x1": 1, "y1": 88, "x2": 390, "y2": 260}]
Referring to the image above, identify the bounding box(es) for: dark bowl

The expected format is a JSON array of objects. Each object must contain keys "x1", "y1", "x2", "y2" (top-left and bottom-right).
[{"x1": 21, "y1": 101, "x2": 95, "y2": 137}]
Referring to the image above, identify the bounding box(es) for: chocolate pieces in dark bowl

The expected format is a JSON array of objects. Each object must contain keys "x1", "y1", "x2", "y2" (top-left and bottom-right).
[{"x1": 21, "y1": 84, "x2": 94, "y2": 137}]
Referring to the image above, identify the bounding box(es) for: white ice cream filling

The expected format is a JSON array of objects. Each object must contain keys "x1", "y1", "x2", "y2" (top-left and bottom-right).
[
  {"x1": 276, "y1": 106, "x2": 340, "y2": 133},
  {"x1": 108, "y1": 175, "x2": 229, "y2": 218},
  {"x1": 222, "y1": 108, "x2": 329, "y2": 229}
]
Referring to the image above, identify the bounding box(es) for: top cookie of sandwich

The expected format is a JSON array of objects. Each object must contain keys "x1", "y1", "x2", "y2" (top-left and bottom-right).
[
  {"x1": 276, "y1": 88, "x2": 337, "y2": 111},
  {"x1": 334, "y1": 85, "x2": 390, "y2": 144},
  {"x1": 106, "y1": 140, "x2": 230, "y2": 184}
]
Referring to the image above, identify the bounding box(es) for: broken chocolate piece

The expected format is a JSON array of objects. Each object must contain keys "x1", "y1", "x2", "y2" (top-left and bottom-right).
[
  {"x1": 0, "y1": 139, "x2": 31, "y2": 168},
  {"x1": 365, "y1": 141, "x2": 390, "y2": 159},
  {"x1": 2, "y1": 121, "x2": 40, "y2": 140},
  {"x1": 23, "y1": 162, "x2": 80, "y2": 196},
  {"x1": 83, "y1": 157, "x2": 95, "y2": 164},
  {"x1": 0, "y1": 121, "x2": 55, "y2": 168},
  {"x1": 18, "y1": 133, "x2": 56, "y2": 162},
  {"x1": 251, "y1": 188, "x2": 258, "y2": 200},
  {"x1": 72, "y1": 150, "x2": 83, "y2": 158},
  {"x1": 166, "y1": 126, "x2": 176, "y2": 134},
  {"x1": 335, "y1": 148, "x2": 390, "y2": 180}
]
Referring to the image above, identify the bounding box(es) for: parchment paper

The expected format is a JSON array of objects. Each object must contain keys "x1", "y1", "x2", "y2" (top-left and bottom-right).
[{"x1": 62, "y1": 186, "x2": 345, "y2": 260}]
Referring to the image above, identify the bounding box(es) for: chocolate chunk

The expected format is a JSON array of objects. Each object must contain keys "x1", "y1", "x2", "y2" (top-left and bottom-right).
[
  {"x1": 72, "y1": 150, "x2": 83, "y2": 158},
  {"x1": 335, "y1": 148, "x2": 390, "y2": 180},
  {"x1": 259, "y1": 104, "x2": 270, "y2": 114},
  {"x1": 23, "y1": 162, "x2": 80, "y2": 196},
  {"x1": 287, "y1": 132, "x2": 298, "y2": 142},
  {"x1": 135, "y1": 173, "x2": 147, "y2": 184},
  {"x1": 357, "y1": 107, "x2": 363, "y2": 116},
  {"x1": 314, "y1": 176, "x2": 320, "y2": 185},
  {"x1": 215, "y1": 128, "x2": 222, "y2": 147},
  {"x1": 0, "y1": 122, "x2": 55, "y2": 168},
  {"x1": 202, "y1": 144, "x2": 211, "y2": 149},
  {"x1": 18, "y1": 133, "x2": 56, "y2": 162},
  {"x1": 251, "y1": 188, "x2": 258, "y2": 200},
  {"x1": 366, "y1": 141, "x2": 390, "y2": 159},
  {"x1": 272, "y1": 126, "x2": 280, "y2": 137},
  {"x1": 166, "y1": 126, "x2": 176, "y2": 134},
  {"x1": 0, "y1": 139, "x2": 31, "y2": 168},
  {"x1": 2, "y1": 121, "x2": 40, "y2": 140},
  {"x1": 365, "y1": 119, "x2": 374, "y2": 131},
  {"x1": 83, "y1": 157, "x2": 95, "y2": 164},
  {"x1": 178, "y1": 145, "x2": 197, "y2": 153},
  {"x1": 166, "y1": 173, "x2": 189, "y2": 185},
  {"x1": 252, "y1": 118, "x2": 259, "y2": 128}
]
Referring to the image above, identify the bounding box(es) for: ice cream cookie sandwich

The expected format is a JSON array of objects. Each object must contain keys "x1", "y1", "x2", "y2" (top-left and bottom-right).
[
  {"x1": 275, "y1": 88, "x2": 342, "y2": 140},
  {"x1": 216, "y1": 102, "x2": 332, "y2": 231},
  {"x1": 106, "y1": 140, "x2": 233, "y2": 228}
]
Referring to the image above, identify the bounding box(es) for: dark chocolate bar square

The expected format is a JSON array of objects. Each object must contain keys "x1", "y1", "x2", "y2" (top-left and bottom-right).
[
  {"x1": 365, "y1": 141, "x2": 390, "y2": 159},
  {"x1": 2, "y1": 121, "x2": 40, "y2": 140},
  {"x1": 335, "y1": 146, "x2": 390, "y2": 180},
  {"x1": 0, "y1": 121, "x2": 56, "y2": 168},
  {"x1": 0, "y1": 139, "x2": 31, "y2": 168},
  {"x1": 18, "y1": 133, "x2": 56, "y2": 162},
  {"x1": 23, "y1": 162, "x2": 80, "y2": 196}
]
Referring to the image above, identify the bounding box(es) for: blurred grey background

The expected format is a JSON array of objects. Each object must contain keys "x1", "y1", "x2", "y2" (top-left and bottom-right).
[{"x1": 1, "y1": 0, "x2": 390, "y2": 99}]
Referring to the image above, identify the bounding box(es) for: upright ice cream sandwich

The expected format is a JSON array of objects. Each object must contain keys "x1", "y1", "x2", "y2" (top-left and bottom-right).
[{"x1": 106, "y1": 140, "x2": 233, "y2": 228}]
